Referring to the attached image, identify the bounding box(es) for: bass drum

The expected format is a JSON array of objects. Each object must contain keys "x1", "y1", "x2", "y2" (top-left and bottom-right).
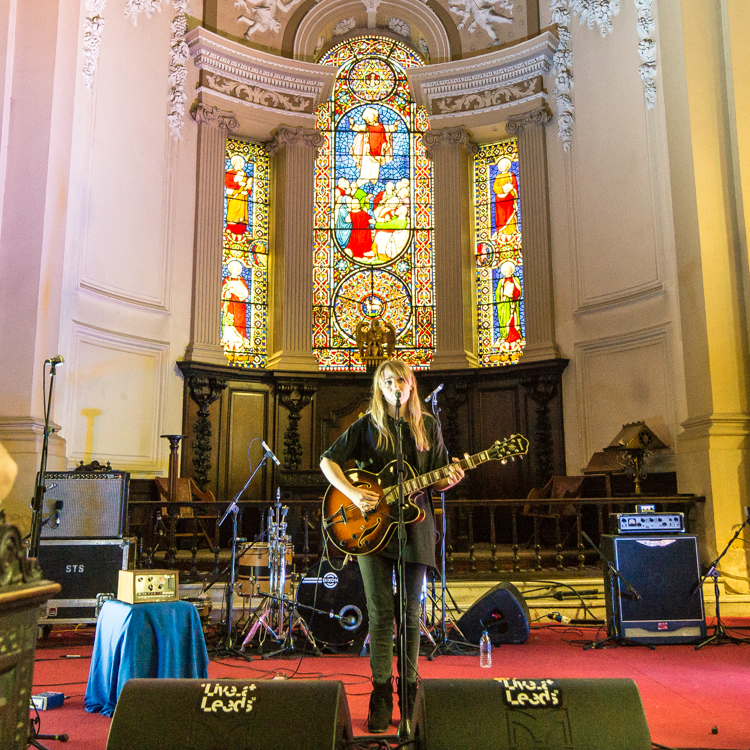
[{"x1": 295, "y1": 558, "x2": 369, "y2": 646}]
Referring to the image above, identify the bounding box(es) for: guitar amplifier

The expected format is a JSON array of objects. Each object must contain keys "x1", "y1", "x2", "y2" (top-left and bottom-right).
[
  {"x1": 609, "y1": 512, "x2": 685, "y2": 534},
  {"x1": 118, "y1": 570, "x2": 179, "y2": 604},
  {"x1": 38, "y1": 538, "x2": 135, "y2": 624},
  {"x1": 40, "y1": 471, "x2": 129, "y2": 539}
]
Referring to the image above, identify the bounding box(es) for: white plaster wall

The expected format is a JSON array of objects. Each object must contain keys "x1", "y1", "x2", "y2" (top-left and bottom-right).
[
  {"x1": 56, "y1": 0, "x2": 198, "y2": 477},
  {"x1": 543, "y1": 0, "x2": 689, "y2": 476}
]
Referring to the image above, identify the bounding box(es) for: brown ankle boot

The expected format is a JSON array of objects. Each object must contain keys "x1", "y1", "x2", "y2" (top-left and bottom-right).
[{"x1": 367, "y1": 679, "x2": 393, "y2": 734}]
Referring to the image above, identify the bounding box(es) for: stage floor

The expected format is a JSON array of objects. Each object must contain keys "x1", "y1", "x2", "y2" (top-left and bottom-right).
[{"x1": 32, "y1": 620, "x2": 750, "y2": 749}]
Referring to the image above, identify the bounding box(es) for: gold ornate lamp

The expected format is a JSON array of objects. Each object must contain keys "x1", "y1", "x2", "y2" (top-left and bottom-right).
[
  {"x1": 604, "y1": 421, "x2": 668, "y2": 495},
  {"x1": 355, "y1": 317, "x2": 396, "y2": 371}
]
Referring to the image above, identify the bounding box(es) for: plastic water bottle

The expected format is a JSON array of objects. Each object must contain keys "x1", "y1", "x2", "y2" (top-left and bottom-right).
[{"x1": 479, "y1": 630, "x2": 492, "y2": 668}]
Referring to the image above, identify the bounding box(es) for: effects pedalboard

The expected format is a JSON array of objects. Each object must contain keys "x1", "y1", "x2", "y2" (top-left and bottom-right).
[{"x1": 609, "y1": 512, "x2": 685, "y2": 534}]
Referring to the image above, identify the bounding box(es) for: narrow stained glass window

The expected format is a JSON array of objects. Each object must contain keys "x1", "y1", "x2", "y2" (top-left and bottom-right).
[
  {"x1": 474, "y1": 139, "x2": 525, "y2": 365},
  {"x1": 313, "y1": 37, "x2": 434, "y2": 371},
  {"x1": 221, "y1": 138, "x2": 269, "y2": 367}
]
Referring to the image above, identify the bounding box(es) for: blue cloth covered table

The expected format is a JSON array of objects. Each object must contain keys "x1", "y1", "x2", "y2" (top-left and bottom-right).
[{"x1": 85, "y1": 599, "x2": 208, "y2": 717}]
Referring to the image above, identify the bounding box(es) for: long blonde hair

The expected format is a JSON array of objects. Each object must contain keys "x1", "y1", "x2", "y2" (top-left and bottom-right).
[{"x1": 368, "y1": 360, "x2": 430, "y2": 452}]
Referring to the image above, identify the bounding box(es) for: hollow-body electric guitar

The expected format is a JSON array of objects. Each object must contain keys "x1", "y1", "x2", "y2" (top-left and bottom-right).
[{"x1": 322, "y1": 434, "x2": 529, "y2": 556}]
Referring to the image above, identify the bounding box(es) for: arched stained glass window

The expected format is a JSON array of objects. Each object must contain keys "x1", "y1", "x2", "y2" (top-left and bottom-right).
[
  {"x1": 474, "y1": 139, "x2": 525, "y2": 365},
  {"x1": 313, "y1": 37, "x2": 434, "y2": 371},
  {"x1": 221, "y1": 138, "x2": 270, "y2": 367}
]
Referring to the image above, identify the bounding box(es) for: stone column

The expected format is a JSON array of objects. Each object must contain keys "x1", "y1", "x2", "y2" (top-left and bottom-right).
[
  {"x1": 506, "y1": 106, "x2": 561, "y2": 362},
  {"x1": 184, "y1": 103, "x2": 239, "y2": 365},
  {"x1": 424, "y1": 127, "x2": 479, "y2": 370},
  {"x1": 265, "y1": 126, "x2": 323, "y2": 372}
]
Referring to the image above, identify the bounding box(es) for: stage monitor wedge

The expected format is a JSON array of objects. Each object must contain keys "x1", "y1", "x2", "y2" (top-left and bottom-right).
[
  {"x1": 456, "y1": 581, "x2": 530, "y2": 645},
  {"x1": 411, "y1": 678, "x2": 651, "y2": 750},
  {"x1": 601, "y1": 534, "x2": 706, "y2": 644},
  {"x1": 106, "y1": 679, "x2": 353, "y2": 750}
]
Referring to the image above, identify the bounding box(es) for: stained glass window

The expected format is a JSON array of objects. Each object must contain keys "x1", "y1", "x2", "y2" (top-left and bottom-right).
[
  {"x1": 313, "y1": 37, "x2": 434, "y2": 371},
  {"x1": 474, "y1": 139, "x2": 525, "y2": 365},
  {"x1": 221, "y1": 138, "x2": 269, "y2": 367}
]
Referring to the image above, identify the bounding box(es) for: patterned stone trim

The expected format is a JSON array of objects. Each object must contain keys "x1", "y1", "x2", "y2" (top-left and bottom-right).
[
  {"x1": 433, "y1": 77, "x2": 542, "y2": 115},
  {"x1": 203, "y1": 73, "x2": 315, "y2": 113}
]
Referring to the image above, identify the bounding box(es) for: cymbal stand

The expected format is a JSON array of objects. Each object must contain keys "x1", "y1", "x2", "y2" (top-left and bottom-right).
[
  {"x1": 694, "y1": 507, "x2": 750, "y2": 649},
  {"x1": 240, "y1": 492, "x2": 295, "y2": 653}
]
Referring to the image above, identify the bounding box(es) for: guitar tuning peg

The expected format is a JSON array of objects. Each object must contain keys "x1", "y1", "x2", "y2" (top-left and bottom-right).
[{"x1": 501, "y1": 459, "x2": 507, "y2": 465}]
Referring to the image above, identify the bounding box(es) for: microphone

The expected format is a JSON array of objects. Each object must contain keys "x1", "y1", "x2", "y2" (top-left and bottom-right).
[
  {"x1": 45, "y1": 355, "x2": 64, "y2": 366},
  {"x1": 424, "y1": 383, "x2": 444, "y2": 403},
  {"x1": 261, "y1": 440, "x2": 281, "y2": 466},
  {"x1": 394, "y1": 390, "x2": 401, "y2": 402}
]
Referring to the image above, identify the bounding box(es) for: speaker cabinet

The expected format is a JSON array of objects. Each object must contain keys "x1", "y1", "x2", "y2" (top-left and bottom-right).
[
  {"x1": 411, "y1": 678, "x2": 651, "y2": 750},
  {"x1": 456, "y1": 581, "x2": 530, "y2": 645},
  {"x1": 601, "y1": 534, "x2": 706, "y2": 644},
  {"x1": 40, "y1": 471, "x2": 129, "y2": 539},
  {"x1": 106, "y1": 679, "x2": 353, "y2": 750}
]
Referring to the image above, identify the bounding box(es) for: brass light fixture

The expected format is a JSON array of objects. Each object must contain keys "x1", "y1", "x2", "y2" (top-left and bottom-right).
[{"x1": 604, "y1": 421, "x2": 668, "y2": 495}]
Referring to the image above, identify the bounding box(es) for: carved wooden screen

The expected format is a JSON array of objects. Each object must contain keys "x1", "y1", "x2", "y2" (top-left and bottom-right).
[
  {"x1": 313, "y1": 37, "x2": 434, "y2": 371},
  {"x1": 221, "y1": 138, "x2": 270, "y2": 367},
  {"x1": 474, "y1": 139, "x2": 525, "y2": 365}
]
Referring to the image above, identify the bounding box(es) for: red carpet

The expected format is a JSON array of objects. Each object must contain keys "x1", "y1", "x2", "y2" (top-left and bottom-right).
[{"x1": 32, "y1": 621, "x2": 750, "y2": 749}]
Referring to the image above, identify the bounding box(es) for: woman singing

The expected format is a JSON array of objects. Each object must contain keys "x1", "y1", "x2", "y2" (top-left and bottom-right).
[{"x1": 320, "y1": 359, "x2": 464, "y2": 733}]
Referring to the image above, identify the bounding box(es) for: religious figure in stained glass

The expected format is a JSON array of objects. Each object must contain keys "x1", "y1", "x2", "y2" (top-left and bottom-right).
[
  {"x1": 221, "y1": 138, "x2": 270, "y2": 367},
  {"x1": 313, "y1": 36, "x2": 434, "y2": 371},
  {"x1": 474, "y1": 139, "x2": 525, "y2": 365}
]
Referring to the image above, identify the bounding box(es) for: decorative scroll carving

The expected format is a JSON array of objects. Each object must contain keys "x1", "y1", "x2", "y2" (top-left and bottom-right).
[
  {"x1": 0, "y1": 513, "x2": 42, "y2": 589},
  {"x1": 187, "y1": 376, "x2": 227, "y2": 491},
  {"x1": 506, "y1": 104, "x2": 553, "y2": 133},
  {"x1": 448, "y1": 0, "x2": 514, "y2": 45},
  {"x1": 82, "y1": 0, "x2": 106, "y2": 90},
  {"x1": 388, "y1": 18, "x2": 411, "y2": 37},
  {"x1": 522, "y1": 374, "x2": 558, "y2": 488},
  {"x1": 432, "y1": 78, "x2": 542, "y2": 115},
  {"x1": 550, "y1": 0, "x2": 574, "y2": 151},
  {"x1": 235, "y1": 0, "x2": 305, "y2": 38},
  {"x1": 333, "y1": 17, "x2": 357, "y2": 36},
  {"x1": 423, "y1": 127, "x2": 478, "y2": 158},
  {"x1": 277, "y1": 383, "x2": 317, "y2": 470},
  {"x1": 635, "y1": 0, "x2": 657, "y2": 109},
  {"x1": 190, "y1": 102, "x2": 239, "y2": 132},
  {"x1": 203, "y1": 73, "x2": 315, "y2": 113},
  {"x1": 168, "y1": 0, "x2": 190, "y2": 138},
  {"x1": 265, "y1": 126, "x2": 324, "y2": 155}
]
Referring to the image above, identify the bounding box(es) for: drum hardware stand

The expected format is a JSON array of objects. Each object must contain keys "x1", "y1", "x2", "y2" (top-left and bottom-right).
[
  {"x1": 210, "y1": 446, "x2": 273, "y2": 659},
  {"x1": 250, "y1": 589, "x2": 325, "y2": 657},
  {"x1": 581, "y1": 531, "x2": 655, "y2": 651},
  {"x1": 423, "y1": 385, "x2": 466, "y2": 658},
  {"x1": 694, "y1": 507, "x2": 750, "y2": 649}
]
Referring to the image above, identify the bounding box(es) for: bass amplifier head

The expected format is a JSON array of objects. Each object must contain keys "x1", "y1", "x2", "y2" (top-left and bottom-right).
[{"x1": 40, "y1": 471, "x2": 129, "y2": 539}]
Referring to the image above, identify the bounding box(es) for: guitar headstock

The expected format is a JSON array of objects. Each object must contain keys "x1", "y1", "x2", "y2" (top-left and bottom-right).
[{"x1": 488, "y1": 434, "x2": 529, "y2": 464}]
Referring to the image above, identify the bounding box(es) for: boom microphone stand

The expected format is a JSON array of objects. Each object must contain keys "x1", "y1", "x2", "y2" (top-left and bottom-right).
[
  {"x1": 694, "y1": 507, "x2": 750, "y2": 649},
  {"x1": 393, "y1": 392, "x2": 411, "y2": 740},
  {"x1": 28, "y1": 356, "x2": 64, "y2": 560}
]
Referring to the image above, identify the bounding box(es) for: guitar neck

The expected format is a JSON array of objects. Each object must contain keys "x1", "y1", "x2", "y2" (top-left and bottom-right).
[{"x1": 403, "y1": 449, "x2": 491, "y2": 495}]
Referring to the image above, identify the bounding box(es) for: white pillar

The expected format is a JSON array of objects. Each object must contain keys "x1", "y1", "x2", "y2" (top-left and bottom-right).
[
  {"x1": 506, "y1": 106, "x2": 561, "y2": 361},
  {"x1": 424, "y1": 127, "x2": 479, "y2": 369},
  {"x1": 265, "y1": 126, "x2": 323, "y2": 372},
  {"x1": 184, "y1": 103, "x2": 239, "y2": 365}
]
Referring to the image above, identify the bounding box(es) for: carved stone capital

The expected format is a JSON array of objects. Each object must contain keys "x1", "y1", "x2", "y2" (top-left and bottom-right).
[
  {"x1": 506, "y1": 105, "x2": 553, "y2": 134},
  {"x1": 190, "y1": 101, "x2": 239, "y2": 132},
  {"x1": 265, "y1": 126, "x2": 325, "y2": 155},
  {"x1": 423, "y1": 126, "x2": 478, "y2": 159}
]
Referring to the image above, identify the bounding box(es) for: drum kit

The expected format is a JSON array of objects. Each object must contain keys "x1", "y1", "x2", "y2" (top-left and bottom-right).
[
  {"x1": 238, "y1": 500, "x2": 370, "y2": 654},
  {"x1": 236, "y1": 496, "x2": 460, "y2": 655}
]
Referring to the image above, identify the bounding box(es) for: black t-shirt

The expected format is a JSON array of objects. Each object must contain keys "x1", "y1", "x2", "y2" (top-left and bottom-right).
[{"x1": 321, "y1": 412, "x2": 449, "y2": 568}]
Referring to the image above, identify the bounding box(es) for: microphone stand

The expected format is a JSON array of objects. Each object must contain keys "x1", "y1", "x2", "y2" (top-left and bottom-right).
[
  {"x1": 28, "y1": 360, "x2": 62, "y2": 560},
  {"x1": 425, "y1": 386, "x2": 464, "y2": 658},
  {"x1": 581, "y1": 531, "x2": 654, "y2": 651},
  {"x1": 393, "y1": 393, "x2": 411, "y2": 740},
  {"x1": 213, "y1": 454, "x2": 270, "y2": 658},
  {"x1": 694, "y1": 508, "x2": 750, "y2": 649}
]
